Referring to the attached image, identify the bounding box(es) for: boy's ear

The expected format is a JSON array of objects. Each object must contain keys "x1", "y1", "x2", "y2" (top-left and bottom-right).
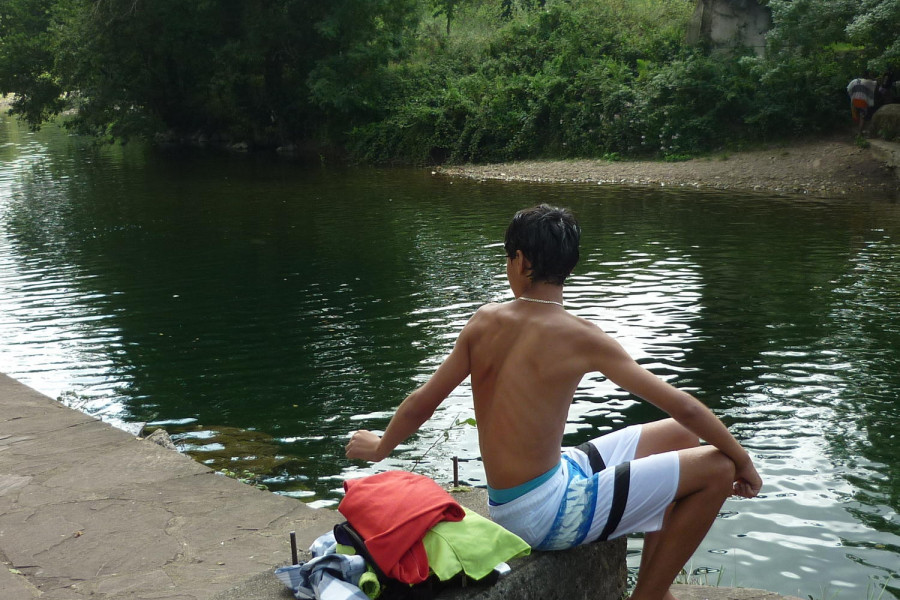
[{"x1": 515, "y1": 250, "x2": 533, "y2": 275}]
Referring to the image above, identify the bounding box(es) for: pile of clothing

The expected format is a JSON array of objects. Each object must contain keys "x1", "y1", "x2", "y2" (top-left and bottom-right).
[{"x1": 275, "y1": 471, "x2": 531, "y2": 600}]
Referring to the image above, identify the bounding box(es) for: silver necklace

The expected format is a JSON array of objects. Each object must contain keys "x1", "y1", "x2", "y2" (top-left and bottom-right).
[{"x1": 517, "y1": 296, "x2": 564, "y2": 307}]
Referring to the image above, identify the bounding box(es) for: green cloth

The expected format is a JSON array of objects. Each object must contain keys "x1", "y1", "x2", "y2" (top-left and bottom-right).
[
  {"x1": 336, "y1": 543, "x2": 356, "y2": 555},
  {"x1": 335, "y1": 543, "x2": 381, "y2": 599},
  {"x1": 358, "y1": 568, "x2": 382, "y2": 599},
  {"x1": 422, "y1": 507, "x2": 531, "y2": 582}
]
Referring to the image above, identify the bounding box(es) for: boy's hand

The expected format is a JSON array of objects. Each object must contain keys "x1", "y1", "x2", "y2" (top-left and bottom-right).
[
  {"x1": 345, "y1": 430, "x2": 385, "y2": 462},
  {"x1": 733, "y1": 460, "x2": 763, "y2": 498}
]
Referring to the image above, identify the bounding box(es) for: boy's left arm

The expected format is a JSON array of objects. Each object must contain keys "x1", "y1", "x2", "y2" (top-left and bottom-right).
[
  {"x1": 592, "y1": 331, "x2": 762, "y2": 497},
  {"x1": 345, "y1": 327, "x2": 472, "y2": 462}
]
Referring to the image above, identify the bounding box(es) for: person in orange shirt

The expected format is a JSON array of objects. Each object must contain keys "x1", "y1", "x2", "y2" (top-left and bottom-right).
[
  {"x1": 347, "y1": 204, "x2": 762, "y2": 600},
  {"x1": 848, "y1": 74, "x2": 878, "y2": 135}
]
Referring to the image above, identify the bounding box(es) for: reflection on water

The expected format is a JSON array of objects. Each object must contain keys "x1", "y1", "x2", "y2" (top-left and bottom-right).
[{"x1": 1, "y1": 115, "x2": 898, "y2": 599}]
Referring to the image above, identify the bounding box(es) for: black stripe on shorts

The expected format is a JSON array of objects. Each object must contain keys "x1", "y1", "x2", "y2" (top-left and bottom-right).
[
  {"x1": 598, "y1": 462, "x2": 631, "y2": 541},
  {"x1": 575, "y1": 440, "x2": 606, "y2": 473}
]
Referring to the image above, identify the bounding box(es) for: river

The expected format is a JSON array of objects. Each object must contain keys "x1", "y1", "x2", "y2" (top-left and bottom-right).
[{"x1": 0, "y1": 114, "x2": 897, "y2": 599}]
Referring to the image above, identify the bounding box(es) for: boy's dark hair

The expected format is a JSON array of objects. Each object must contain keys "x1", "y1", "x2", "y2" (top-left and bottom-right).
[{"x1": 504, "y1": 204, "x2": 581, "y2": 285}]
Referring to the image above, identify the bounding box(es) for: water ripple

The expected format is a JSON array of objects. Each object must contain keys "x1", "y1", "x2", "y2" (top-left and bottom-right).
[{"x1": 2, "y1": 115, "x2": 899, "y2": 600}]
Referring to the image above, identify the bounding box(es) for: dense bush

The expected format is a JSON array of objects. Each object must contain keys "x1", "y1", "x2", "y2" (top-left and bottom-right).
[
  {"x1": 1, "y1": 0, "x2": 897, "y2": 162},
  {"x1": 351, "y1": 0, "x2": 696, "y2": 163},
  {"x1": 0, "y1": 0, "x2": 420, "y2": 145},
  {"x1": 348, "y1": 0, "x2": 891, "y2": 164}
]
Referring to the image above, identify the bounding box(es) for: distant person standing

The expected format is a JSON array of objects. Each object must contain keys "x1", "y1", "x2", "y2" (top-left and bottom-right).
[{"x1": 847, "y1": 75, "x2": 878, "y2": 135}]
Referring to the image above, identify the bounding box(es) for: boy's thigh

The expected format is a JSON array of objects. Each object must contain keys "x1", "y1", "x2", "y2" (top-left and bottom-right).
[
  {"x1": 586, "y1": 450, "x2": 680, "y2": 542},
  {"x1": 635, "y1": 418, "x2": 699, "y2": 458},
  {"x1": 567, "y1": 419, "x2": 694, "y2": 473}
]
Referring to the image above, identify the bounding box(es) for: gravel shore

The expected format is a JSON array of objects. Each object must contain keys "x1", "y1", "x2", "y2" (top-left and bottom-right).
[
  {"x1": 3, "y1": 96, "x2": 895, "y2": 198},
  {"x1": 437, "y1": 135, "x2": 898, "y2": 199}
]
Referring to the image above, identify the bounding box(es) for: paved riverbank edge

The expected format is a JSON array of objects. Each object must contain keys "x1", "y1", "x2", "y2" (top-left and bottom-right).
[
  {"x1": 0, "y1": 372, "x2": 344, "y2": 599},
  {"x1": 1, "y1": 373, "x2": 803, "y2": 600}
]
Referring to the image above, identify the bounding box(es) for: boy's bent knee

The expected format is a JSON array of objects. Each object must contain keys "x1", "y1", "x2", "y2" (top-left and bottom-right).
[
  {"x1": 636, "y1": 419, "x2": 700, "y2": 458},
  {"x1": 709, "y1": 449, "x2": 737, "y2": 488},
  {"x1": 676, "y1": 447, "x2": 735, "y2": 498}
]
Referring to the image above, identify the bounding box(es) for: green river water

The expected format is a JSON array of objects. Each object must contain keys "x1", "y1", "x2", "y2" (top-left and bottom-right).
[{"x1": 1, "y1": 115, "x2": 898, "y2": 598}]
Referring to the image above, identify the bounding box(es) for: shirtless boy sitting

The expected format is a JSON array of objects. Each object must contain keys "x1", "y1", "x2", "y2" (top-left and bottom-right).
[{"x1": 346, "y1": 204, "x2": 762, "y2": 600}]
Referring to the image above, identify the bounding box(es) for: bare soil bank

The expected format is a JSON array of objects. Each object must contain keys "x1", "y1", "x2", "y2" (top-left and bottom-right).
[
  {"x1": 3, "y1": 97, "x2": 895, "y2": 199},
  {"x1": 437, "y1": 134, "x2": 898, "y2": 200}
]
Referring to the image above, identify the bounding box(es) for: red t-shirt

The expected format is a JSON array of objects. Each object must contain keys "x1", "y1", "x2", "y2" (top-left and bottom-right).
[{"x1": 339, "y1": 471, "x2": 465, "y2": 584}]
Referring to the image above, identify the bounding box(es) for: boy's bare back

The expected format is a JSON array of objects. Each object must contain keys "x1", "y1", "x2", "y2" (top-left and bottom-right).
[
  {"x1": 345, "y1": 205, "x2": 762, "y2": 600},
  {"x1": 344, "y1": 203, "x2": 757, "y2": 496},
  {"x1": 462, "y1": 300, "x2": 605, "y2": 490}
]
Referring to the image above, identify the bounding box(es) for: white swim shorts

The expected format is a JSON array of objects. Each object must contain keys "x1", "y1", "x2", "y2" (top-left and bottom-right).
[{"x1": 488, "y1": 424, "x2": 680, "y2": 550}]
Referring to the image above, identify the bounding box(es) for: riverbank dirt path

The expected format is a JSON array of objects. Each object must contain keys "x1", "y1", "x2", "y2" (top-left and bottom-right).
[{"x1": 437, "y1": 133, "x2": 898, "y2": 199}]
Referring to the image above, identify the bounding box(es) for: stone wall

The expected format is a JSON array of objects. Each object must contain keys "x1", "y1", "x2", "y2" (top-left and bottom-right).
[
  {"x1": 871, "y1": 104, "x2": 900, "y2": 142},
  {"x1": 686, "y1": 0, "x2": 772, "y2": 56}
]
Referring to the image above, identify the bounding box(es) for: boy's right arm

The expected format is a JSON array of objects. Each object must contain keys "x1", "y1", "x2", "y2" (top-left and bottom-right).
[{"x1": 345, "y1": 323, "x2": 474, "y2": 462}]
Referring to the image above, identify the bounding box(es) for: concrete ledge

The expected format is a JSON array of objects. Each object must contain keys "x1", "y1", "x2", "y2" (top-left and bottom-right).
[
  {"x1": 211, "y1": 571, "x2": 292, "y2": 600},
  {"x1": 216, "y1": 488, "x2": 628, "y2": 600},
  {"x1": 0, "y1": 373, "x2": 343, "y2": 600},
  {"x1": 1, "y1": 373, "x2": 800, "y2": 600},
  {"x1": 215, "y1": 579, "x2": 808, "y2": 600},
  {"x1": 671, "y1": 584, "x2": 804, "y2": 600},
  {"x1": 870, "y1": 139, "x2": 900, "y2": 178}
]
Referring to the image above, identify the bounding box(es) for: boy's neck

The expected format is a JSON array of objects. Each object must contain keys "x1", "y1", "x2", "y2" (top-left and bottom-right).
[{"x1": 516, "y1": 282, "x2": 564, "y2": 305}]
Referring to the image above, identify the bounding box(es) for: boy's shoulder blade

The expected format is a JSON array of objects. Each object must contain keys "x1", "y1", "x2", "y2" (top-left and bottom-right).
[
  {"x1": 473, "y1": 301, "x2": 509, "y2": 315},
  {"x1": 465, "y1": 301, "x2": 504, "y2": 326},
  {"x1": 470, "y1": 300, "x2": 526, "y2": 327}
]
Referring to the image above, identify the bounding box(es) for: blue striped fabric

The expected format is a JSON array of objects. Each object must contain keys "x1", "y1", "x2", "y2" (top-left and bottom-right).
[
  {"x1": 535, "y1": 456, "x2": 598, "y2": 550},
  {"x1": 275, "y1": 531, "x2": 370, "y2": 600}
]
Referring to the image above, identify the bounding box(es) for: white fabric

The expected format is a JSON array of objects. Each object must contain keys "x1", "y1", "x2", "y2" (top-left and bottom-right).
[
  {"x1": 489, "y1": 424, "x2": 679, "y2": 547},
  {"x1": 274, "y1": 531, "x2": 369, "y2": 600}
]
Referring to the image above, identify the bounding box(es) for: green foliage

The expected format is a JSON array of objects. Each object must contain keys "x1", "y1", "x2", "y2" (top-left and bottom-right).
[
  {"x1": 430, "y1": 0, "x2": 472, "y2": 35},
  {"x1": 2, "y1": 0, "x2": 898, "y2": 161},
  {"x1": 0, "y1": 0, "x2": 419, "y2": 145},
  {"x1": 0, "y1": 0, "x2": 65, "y2": 125},
  {"x1": 844, "y1": 0, "x2": 900, "y2": 71},
  {"x1": 353, "y1": 0, "x2": 698, "y2": 163},
  {"x1": 354, "y1": 0, "x2": 900, "y2": 164},
  {"x1": 633, "y1": 53, "x2": 752, "y2": 157},
  {"x1": 765, "y1": 0, "x2": 900, "y2": 73}
]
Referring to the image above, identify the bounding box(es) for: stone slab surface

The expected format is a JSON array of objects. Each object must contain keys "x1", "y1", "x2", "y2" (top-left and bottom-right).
[
  {"x1": 671, "y1": 584, "x2": 804, "y2": 600},
  {"x1": 1, "y1": 373, "x2": 801, "y2": 600},
  {"x1": 0, "y1": 373, "x2": 343, "y2": 600},
  {"x1": 870, "y1": 139, "x2": 900, "y2": 174}
]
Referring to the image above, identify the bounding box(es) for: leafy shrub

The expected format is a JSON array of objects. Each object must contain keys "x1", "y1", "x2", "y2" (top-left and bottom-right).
[
  {"x1": 349, "y1": 0, "x2": 697, "y2": 163},
  {"x1": 5, "y1": 0, "x2": 897, "y2": 160}
]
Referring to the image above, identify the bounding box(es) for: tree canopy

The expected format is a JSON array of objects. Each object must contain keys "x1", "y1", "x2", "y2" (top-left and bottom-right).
[
  {"x1": 764, "y1": 0, "x2": 899, "y2": 70},
  {"x1": 1, "y1": 0, "x2": 419, "y2": 143},
  {"x1": 0, "y1": 0, "x2": 897, "y2": 161}
]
